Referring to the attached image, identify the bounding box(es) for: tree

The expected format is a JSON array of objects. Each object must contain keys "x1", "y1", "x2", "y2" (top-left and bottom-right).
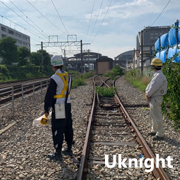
[
  {"x1": 0, "y1": 37, "x2": 18, "y2": 65},
  {"x1": 18, "y1": 46, "x2": 30, "y2": 66},
  {"x1": 37, "y1": 50, "x2": 51, "y2": 66},
  {"x1": 30, "y1": 52, "x2": 41, "y2": 66}
]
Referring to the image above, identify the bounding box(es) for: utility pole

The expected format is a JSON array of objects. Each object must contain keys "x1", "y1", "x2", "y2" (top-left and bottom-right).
[
  {"x1": 63, "y1": 49, "x2": 66, "y2": 69},
  {"x1": 41, "y1": 41, "x2": 44, "y2": 73},
  {"x1": 141, "y1": 30, "x2": 143, "y2": 76},
  {"x1": 88, "y1": 49, "x2": 90, "y2": 71},
  {"x1": 80, "y1": 40, "x2": 83, "y2": 73}
]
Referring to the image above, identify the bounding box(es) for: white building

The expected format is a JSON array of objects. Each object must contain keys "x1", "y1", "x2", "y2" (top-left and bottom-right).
[{"x1": 0, "y1": 23, "x2": 30, "y2": 50}]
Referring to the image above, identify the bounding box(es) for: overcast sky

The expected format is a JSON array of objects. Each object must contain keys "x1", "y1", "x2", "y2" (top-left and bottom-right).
[{"x1": 0, "y1": 0, "x2": 179, "y2": 59}]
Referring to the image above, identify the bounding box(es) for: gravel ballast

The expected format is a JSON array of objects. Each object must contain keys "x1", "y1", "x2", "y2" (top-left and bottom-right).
[{"x1": 0, "y1": 80, "x2": 93, "y2": 180}]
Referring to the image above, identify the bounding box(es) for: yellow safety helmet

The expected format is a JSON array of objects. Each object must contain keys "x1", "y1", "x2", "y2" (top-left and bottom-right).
[{"x1": 151, "y1": 58, "x2": 163, "y2": 66}]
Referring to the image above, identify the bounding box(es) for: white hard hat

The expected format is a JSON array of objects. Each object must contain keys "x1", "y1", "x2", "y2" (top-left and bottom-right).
[{"x1": 51, "y1": 55, "x2": 64, "y2": 67}]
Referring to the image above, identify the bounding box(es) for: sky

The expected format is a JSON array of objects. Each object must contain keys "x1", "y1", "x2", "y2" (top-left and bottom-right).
[{"x1": 0, "y1": 0, "x2": 179, "y2": 59}]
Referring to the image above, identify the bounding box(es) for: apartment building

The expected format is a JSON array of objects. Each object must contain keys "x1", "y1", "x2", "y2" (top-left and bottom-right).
[
  {"x1": 0, "y1": 23, "x2": 30, "y2": 50},
  {"x1": 135, "y1": 26, "x2": 171, "y2": 68}
]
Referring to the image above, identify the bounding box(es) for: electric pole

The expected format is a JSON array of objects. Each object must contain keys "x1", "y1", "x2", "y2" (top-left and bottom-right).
[
  {"x1": 41, "y1": 41, "x2": 44, "y2": 73},
  {"x1": 141, "y1": 30, "x2": 143, "y2": 76},
  {"x1": 80, "y1": 40, "x2": 83, "y2": 73}
]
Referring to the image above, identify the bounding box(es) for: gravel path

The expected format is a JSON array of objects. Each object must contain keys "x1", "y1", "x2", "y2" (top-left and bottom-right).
[
  {"x1": 0, "y1": 80, "x2": 93, "y2": 180},
  {"x1": 115, "y1": 76, "x2": 180, "y2": 180}
]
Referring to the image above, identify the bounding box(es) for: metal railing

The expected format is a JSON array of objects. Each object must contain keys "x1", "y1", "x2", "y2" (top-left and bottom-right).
[{"x1": 0, "y1": 79, "x2": 50, "y2": 118}]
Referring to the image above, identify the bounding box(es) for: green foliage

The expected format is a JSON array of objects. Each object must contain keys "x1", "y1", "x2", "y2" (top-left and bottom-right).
[
  {"x1": 95, "y1": 86, "x2": 117, "y2": 97},
  {"x1": 0, "y1": 65, "x2": 8, "y2": 75},
  {"x1": 72, "y1": 78, "x2": 86, "y2": 89},
  {"x1": 37, "y1": 50, "x2": 51, "y2": 66},
  {"x1": 0, "y1": 37, "x2": 18, "y2": 65},
  {"x1": 18, "y1": 46, "x2": 30, "y2": 66},
  {"x1": 81, "y1": 71, "x2": 94, "y2": 79},
  {"x1": 30, "y1": 52, "x2": 41, "y2": 66},
  {"x1": 161, "y1": 55, "x2": 180, "y2": 130},
  {"x1": 103, "y1": 66, "x2": 124, "y2": 80},
  {"x1": 125, "y1": 69, "x2": 151, "y2": 92}
]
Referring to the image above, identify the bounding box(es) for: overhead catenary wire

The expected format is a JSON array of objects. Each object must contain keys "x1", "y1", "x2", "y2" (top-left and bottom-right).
[
  {"x1": 50, "y1": 0, "x2": 69, "y2": 34},
  {"x1": 85, "y1": 0, "x2": 95, "y2": 41},
  {"x1": 9, "y1": 0, "x2": 49, "y2": 39},
  {"x1": 151, "y1": 0, "x2": 171, "y2": 26},
  {"x1": 0, "y1": 15, "x2": 47, "y2": 40},
  {"x1": 91, "y1": 0, "x2": 113, "y2": 43},
  {"x1": 26, "y1": 0, "x2": 67, "y2": 35},
  {"x1": 0, "y1": 15, "x2": 60, "y2": 54},
  {"x1": 0, "y1": 1, "x2": 48, "y2": 39},
  {"x1": 88, "y1": 0, "x2": 104, "y2": 42}
]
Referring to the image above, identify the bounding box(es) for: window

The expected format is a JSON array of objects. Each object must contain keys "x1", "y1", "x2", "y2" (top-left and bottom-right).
[
  {"x1": 8, "y1": 29, "x2": 14, "y2": 35},
  {"x1": 1, "y1": 26, "x2": 6, "y2": 32},
  {"x1": 155, "y1": 33, "x2": 158, "y2": 35},
  {"x1": 2, "y1": 34, "x2": 6, "y2": 38},
  {"x1": 17, "y1": 40, "x2": 22, "y2": 44},
  {"x1": 150, "y1": 33, "x2": 154, "y2": 35}
]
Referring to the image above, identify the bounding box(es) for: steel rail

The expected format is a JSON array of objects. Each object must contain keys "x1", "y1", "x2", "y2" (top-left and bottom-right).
[
  {"x1": 77, "y1": 75, "x2": 169, "y2": 180},
  {"x1": 77, "y1": 76, "x2": 97, "y2": 180},
  {"x1": 111, "y1": 77, "x2": 169, "y2": 180}
]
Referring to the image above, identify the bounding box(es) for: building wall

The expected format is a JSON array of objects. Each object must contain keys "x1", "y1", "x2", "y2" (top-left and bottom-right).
[
  {"x1": 115, "y1": 50, "x2": 134, "y2": 67},
  {"x1": 0, "y1": 23, "x2": 30, "y2": 50}
]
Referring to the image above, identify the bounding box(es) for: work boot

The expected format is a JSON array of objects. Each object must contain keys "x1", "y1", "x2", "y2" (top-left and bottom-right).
[
  {"x1": 153, "y1": 136, "x2": 164, "y2": 141},
  {"x1": 47, "y1": 150, "x2": 62, "y2": 161},
  {"x1": 148, "y1": 132, "x2": 156, "y2": 136},
  {"x1": 62, "y1": 144, "x2": 73, "y2": 156},
  {"x1": 62, "y1": 149, "x2": 73, "y2": 156}
]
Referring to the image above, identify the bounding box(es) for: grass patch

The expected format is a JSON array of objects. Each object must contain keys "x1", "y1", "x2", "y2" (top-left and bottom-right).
[
  {"x1": 125, "y1": 69, "x2": 151, "y2": 92},
  {"x1": 72, "y1": 78, "x2": 86, "y2": 89},
  {"x1": 95, "y1": 86, "x2": 117, "y2": 97},
  {"x1": 103, "y1": 66, "x2": 124, "y2": 80}
]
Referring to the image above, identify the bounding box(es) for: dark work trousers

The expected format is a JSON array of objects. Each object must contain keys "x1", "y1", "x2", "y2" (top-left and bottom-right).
[{"x1": 51, "y1": 103, "x2": 73, "y2": 152}]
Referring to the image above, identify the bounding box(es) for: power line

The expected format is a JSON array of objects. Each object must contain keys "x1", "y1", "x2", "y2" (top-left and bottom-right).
[
  {"x1": 0, "y1": 15, "x2": 46, "y2": 40},
  {"x1": 51, "y1": 0, "x2": 69, "y2": 34},
  {"x1": 91, "y1": 0, "x2": 113, "y2": 43},
  {"x1": 85, "y1": 0, "x2": 95, "y2": 41},
  {"x1": 26, "y1": 0, "x2": 67, "y2": 35},
  {"x1": 0, "y1": 15, "x2": 60, "y2": 54},
  {"x1": 9, "y1": 0, "x2": 49, "y2": 39},
  {"x1": 88, "y1": 0, "x2": 104, "y2": 42},
  {"x1": 0, "y1": 1, "x2": 48, "y2": 39},
  {"x1": 151, "y1": 0, "x2": 171, "y2": 26}
]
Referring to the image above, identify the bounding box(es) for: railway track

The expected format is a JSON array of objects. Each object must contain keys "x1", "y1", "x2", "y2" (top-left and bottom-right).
[
  {"x1": 0, "y1": 78, "x2": 50, "y2": 105},
  {"x1": 0, "y1": 77, "x2": 49, "y2": 88},
  {"x1": 77, "y1": 75, "x2": 169, "y2": 180}
]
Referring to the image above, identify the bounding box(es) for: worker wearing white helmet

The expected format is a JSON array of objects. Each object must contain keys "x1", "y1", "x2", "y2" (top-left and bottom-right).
[
  {"x1": 44, "y1": 55, "x2": 73, "y2": 160},
  {"x1": 146, "y1": 58, "x2": 167, "y2": 140}
]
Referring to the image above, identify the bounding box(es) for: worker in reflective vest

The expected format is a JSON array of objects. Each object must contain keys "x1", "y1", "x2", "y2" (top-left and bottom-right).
[{"x1": 44, "y1": 55, "x2": 73, "y2": 161}]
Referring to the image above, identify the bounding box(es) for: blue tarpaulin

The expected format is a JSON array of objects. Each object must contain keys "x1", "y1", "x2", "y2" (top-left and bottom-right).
[
  {"x1": 160, "y1": 33, "x2": 168, "y2": 48},
  {"x1": 167, "y1": 47, "x2": 177, "y2": 59},
  {"x1": 178, "y1": 22, "x2": 180, "y2": 44},
  {"x1": 159, "y1": 50, "x2": 167, "y2": 63},
  {"x1": 168, "y1": 27, "x2": 177, "y2": 47},
  {"x1": 155, "y1": 38, "x2": 160, "y2": 52}
]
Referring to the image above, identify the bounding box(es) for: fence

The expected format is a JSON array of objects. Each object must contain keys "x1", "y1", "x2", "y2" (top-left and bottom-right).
[
  {"x1": 155, "y1": 20, "x2": 180, "y2": 62},
  {"x1": 0, "y1": 79, "x2": 50, "y2": 119}
]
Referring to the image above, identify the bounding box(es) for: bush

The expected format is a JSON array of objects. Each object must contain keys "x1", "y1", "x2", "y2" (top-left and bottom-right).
[
  {"x1": 125, "y1": 69, "x2": 150, "y2": 92},
  {"x1": 82, "y1": 71, "x2": 94, "y2": 79},
  {"x1": 72, "y1": 78, "x2": 86, "y2": 89},
  {"x1": 162, "y1": 57, "x2": 180, "y2": 130},
  {"x1": 103, "y1": 66, "x2": 123, "y2": 80},
  {"x1": 0, "y1": 65, "x2": 9, "y2": 75},
  {"x1": 95, "y1": 86, "x2": 117, "y2": 97}
]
